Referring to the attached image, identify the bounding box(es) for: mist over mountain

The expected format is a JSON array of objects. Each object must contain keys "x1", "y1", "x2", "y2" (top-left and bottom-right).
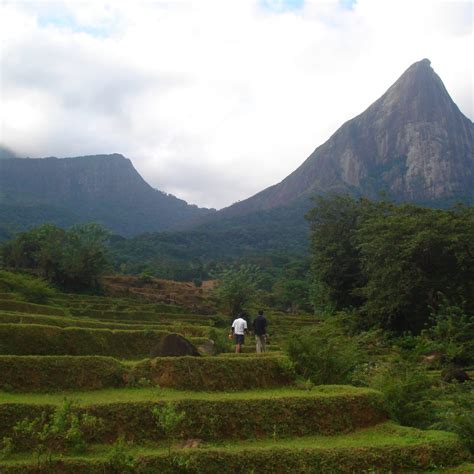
[
  {"x1": 0, "y1": 146, "x2": 17, "y2": 160},
  {"x1": 0, "y1": 153, "x2": 214, "y2": 236}
]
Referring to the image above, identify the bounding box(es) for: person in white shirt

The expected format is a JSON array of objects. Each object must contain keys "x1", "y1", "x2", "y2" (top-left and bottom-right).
[{"x1": 231, "y1": 314, "x2": 248, "y2": 353}]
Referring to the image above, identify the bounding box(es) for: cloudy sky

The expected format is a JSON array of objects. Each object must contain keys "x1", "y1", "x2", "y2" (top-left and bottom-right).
[{"x1": 1, "y1": 0, "x2": 473, "y2": 209}]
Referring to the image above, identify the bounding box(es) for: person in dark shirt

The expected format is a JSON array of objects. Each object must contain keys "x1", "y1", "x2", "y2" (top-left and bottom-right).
[{"x1": 253, "y1": 310, "x2": 268, "y2": 353}]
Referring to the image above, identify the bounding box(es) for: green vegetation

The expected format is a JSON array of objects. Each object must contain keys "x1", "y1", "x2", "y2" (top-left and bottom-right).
[
  {"x1": 0, "y1": 423, "x2": 466, "y2": 473},
  {"x1": 1, "y1": 223, "x2": 109, "y2": 289},
  {"x1": 214, "y1": 264, "x2": 260, "y2": 317},
  {"x1": 0, "y1": 198, "x2": 473, "y2": 474},
  {"x1": 0, "y1": 270, "x2": 57, "y2": 304},
  {"x1": 0, "y1": 324, "x2": 208, "y2": 358},
  {"x1": 152, "y1": 403, "x2": 186, "y2": 455},
  {"x1": 286, "y1": 317, "x2": 366, "y2": 384},
  {"x1": 307, "y1": 196, "x2": 474, "y2": 333},
  {"x1": 8, "y1": 399, "x2": 103, "y2": 459},
  {"x1": 0, "y1": 355, "x2": 295, "y2": 392}
]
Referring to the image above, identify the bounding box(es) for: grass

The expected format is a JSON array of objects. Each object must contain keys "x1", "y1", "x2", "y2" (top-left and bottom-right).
[
  {"x1": 206, "y1": 422, "x2": 460, "y2": 450},
  {"x1": 0, "y1": 385, "x2": 379, "y2": 406},
  {"x1": 0, "y1": 312, "x2": 212, "y2": 337},
  {"x1": 0, "y1": 422, "x2": 463, "y2": 464}
]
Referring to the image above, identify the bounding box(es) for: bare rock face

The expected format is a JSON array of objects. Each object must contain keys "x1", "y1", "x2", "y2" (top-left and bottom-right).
[
  {"x1": 222, "y1": 59, "x2": 473, "y2": 217},
  {"x1": 150, "y1": 333, "x2": 201, "y2": 358}
]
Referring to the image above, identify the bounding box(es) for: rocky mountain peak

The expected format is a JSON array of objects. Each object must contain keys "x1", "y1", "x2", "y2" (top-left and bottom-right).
[{"x1": 220, "y1": 59, "x2": 473, "y2": 217}]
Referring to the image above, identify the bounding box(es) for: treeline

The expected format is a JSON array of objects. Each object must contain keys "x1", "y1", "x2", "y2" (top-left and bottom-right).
[
  {"x1": 0, "y1": 221, "x2": 311, "y2": 311},
  {"x1": 308, "y1": 195, "x2": 474, "y2": 333},
  {"x1": 109, "y1": 199, "x2": 310, "y2": 279},
  {"x1": 1, "y1": 223, "x2": 109, "y2": 289}
]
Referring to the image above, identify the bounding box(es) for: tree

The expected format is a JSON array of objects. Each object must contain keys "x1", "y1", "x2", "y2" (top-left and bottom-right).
[
  {"x1": 306, "y1": 195, "x2": 370, "y2": 311},
  {"x1": 215, "y1": 264, "x2": 260, "y2": 317},
  {"x1": 59, "y1": 223, "x2": 110, "y2": 288},
  {"x1": 307, "y1": 196, "x2": 474, "y2": 333},
  {"x1": 1, "y1": 223, "x2": 110, "y2": 289},
  {"x1": 356, "y1": 204, "x2": 474, "y2": 332}
]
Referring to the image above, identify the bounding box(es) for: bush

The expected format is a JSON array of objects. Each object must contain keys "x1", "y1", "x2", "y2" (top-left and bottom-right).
[
  {"x1": 106, "y1": 437, "x2": 137, "y2": 473},
  {"x1": 431, "y1": 382, "x2": 474, "y2": 454},
  {"x1": 368, "y1": 360, "x2": 436, "y2": 428},
  {"x1": 286, "y1": 319, "x2": 366, "y2": 384},
  {"x1": 208, "y1": 328, "x2": 232, "y2": 354},
  {"x1": 152, "y1": 402, "x2": 186, "y2": 455},
  {"x1": 0, "y1": 270, "x2": 57, "y2": 304},
  {"x1": 10, "y1": 399, "x2": 103, "y2": 457},
  {"x1": 1, "y1": 223, "x2": 110, "y2": 289},
  {"x1": 421, "y1": 304, "x2": 474, "y2": 366}
]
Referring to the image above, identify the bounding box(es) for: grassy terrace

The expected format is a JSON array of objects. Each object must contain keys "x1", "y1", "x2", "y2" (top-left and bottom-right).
[
  {"x1": 0, "y1": 423, "x2": 466, "y2": 473},
  {"x1": 0, "y1": 422, "x2": 459, "y2": 455},
  {"x1": 0, "y1": 284, "x2": 470, "y2": 473},
  {"x1": 0, "y1": 385, "x2": 378, "y2": 405}
]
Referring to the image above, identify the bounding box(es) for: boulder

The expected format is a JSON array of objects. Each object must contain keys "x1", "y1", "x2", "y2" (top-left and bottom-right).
[
  {"x1": 150, "y1": 333, "x2": 200, "y2": 358},
  {"x1": 442, "y1": 367, "x2": 471, "y2": 383}
]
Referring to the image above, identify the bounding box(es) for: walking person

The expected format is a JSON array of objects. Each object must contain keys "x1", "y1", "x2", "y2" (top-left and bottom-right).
[
  {"x1": 231, "y1": 313, "x2": 248, "y2": 353},
  {"x1": 253, "y1": 310, "x2": 267, "y2": 353}
]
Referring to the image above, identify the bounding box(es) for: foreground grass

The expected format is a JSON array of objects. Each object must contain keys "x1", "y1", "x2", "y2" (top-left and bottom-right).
[{"x1": 0, "y1": 384, "x2": 377, "y2": 406}]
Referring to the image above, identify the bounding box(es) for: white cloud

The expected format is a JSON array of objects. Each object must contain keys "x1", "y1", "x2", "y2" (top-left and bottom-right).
[{"x1": 1, "y1": 0, "x2": 473, "y2": 208}]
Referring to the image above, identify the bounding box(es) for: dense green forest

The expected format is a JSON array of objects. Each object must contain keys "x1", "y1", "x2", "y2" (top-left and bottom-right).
[
  {"x1": 2, "y1": 195, "x2": 472, "y2": 328},
  {"x1": 307, "y1": 196, "x2": 474, "y2": 333}
]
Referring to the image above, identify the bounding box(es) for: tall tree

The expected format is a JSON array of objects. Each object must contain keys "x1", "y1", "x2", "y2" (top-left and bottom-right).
[
  {"x1": 357, "y1": 204, "x2": 474, "y2": 332},
  {"x1": 306, "y1": 195, "x2": 368, "y2": 311}
]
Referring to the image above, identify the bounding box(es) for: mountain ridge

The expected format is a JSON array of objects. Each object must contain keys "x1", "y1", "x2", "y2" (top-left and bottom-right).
[{"x1": 0, "y1": 153, "x2": 214, "y2": 236}]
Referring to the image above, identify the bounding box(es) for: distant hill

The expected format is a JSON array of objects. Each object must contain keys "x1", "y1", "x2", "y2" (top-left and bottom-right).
[{"x1": 0, "y1": 153, "x2": 214, "y2": 236}]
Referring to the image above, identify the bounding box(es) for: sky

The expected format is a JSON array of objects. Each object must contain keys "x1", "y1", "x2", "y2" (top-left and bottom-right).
[{"x1": 1, "y1": 0, "x2": 473, "y2": 209}]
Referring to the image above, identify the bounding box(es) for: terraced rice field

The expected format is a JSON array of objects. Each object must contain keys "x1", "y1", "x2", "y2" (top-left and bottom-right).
[{"x1": 0, "y1": 293, "x2": 469, "y2": 473}]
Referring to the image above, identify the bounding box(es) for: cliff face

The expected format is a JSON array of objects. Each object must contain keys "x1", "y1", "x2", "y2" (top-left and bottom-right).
[
  {"x1": 222, "y1": 59, "x2": 474, "y2": 217},
  {"x1": 0, "y1": 154, "x2": 213, "y2": 236}
]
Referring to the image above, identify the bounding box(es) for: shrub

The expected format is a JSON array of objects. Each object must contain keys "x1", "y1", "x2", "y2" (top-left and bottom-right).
[
  {"x1": 106, "y1": 437, "x2": 137, "y2": 473},
  {"x1": 208, "y1": 328, "x2": 232, "y2": 354},
  {"x1": 285, "y1": 320, "x2": 365, "y2": 384},
  {"x1": 152, "y1": 403, "x2": 186, "y2": 455},
  {"x1": 421, "y1": 304, "x2": 474, "y2": 366},
  {"x1": 431, "y1": 382, "x2": 474, "y2": 454},
  {"x1": 0, "y1": 270, "x2": 57, "y2": 304},
  {"x1": 10, "y1": 399, "x2": 103, "y2": 457},
  {"x1": 369, "y1": 360, "x2": 436, "y2": 428},
  {"x1": 0, "y1": 437, "x2": 13, "y2": 460},
  {"x1": 139, "y1": 271, "x2": 154, "y2": 284}
]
